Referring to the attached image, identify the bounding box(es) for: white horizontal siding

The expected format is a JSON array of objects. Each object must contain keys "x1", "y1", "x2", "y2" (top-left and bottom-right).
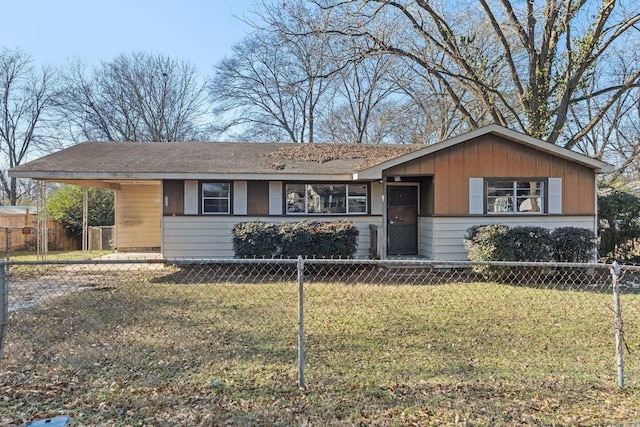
[
  {"x1": 430, "y1": 215, "x2": 595, "y2": 261},
  {"x1": 418, "y1": 217, "x2": 434, "y2": 258},
  {"x1": 162, "y1": 216, "x2": 382, "y2": 259}
]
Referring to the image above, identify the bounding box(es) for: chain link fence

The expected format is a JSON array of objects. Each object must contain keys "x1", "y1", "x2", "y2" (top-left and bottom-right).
[
  {"x1": 88, "y1": 226, "x2": 115, "y2": 251},
  {"x1": 2, "y1": 257, "x2": 640, "y2": 424}
]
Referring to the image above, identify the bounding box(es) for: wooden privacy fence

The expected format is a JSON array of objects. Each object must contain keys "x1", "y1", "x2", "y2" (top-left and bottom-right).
[{"x1": 0, "y1": 211, "x2": 78, "y2": 252}]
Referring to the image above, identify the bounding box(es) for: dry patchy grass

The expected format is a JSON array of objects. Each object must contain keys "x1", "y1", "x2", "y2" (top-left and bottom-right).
[{"x1": 2, "y1": 272, "x2": 640, "y2": 425}]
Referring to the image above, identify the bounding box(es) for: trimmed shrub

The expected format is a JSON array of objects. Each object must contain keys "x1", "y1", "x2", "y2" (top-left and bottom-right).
[
  {"x1": 507, "y1": 226, "x2": 554, "y2": 262},
  {"x1": 232, "y1": 221, "x2": 281, "y2": 258},
  {"x1": 310, "y1": 221, "x2": 359, "y2": 258},
  {"x1": 464, "y1": 224, "x2": 513, "y2": 262},
  {"x1": 232, "y1": 220, "x2": 359, "y2": 258},
  {"x1": 464, "y1": 224, "x2": 512, "y2": 279},
  {"x1": 465, "y1": 224, "x2": 571, "y2": 280},
  {"x1": 279, "y1": 221, "x2": 315, "y2": 258},
  {"x1": 551, "y1": 227, "x2": 596, "y2": 262}
]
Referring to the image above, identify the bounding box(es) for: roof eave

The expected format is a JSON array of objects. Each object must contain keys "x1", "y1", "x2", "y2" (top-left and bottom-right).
[{"x1": 9, "y1": 171, "x2": 357, "y2": 182}]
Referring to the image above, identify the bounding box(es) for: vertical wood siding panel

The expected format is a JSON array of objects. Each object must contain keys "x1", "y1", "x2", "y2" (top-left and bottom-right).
[
  {"x1": 448, "y1": 144, "x2": 467, "y2": 214},
  {"x1": 578, "y1": 167, "x2": 595, "y2": 214},
  {"x1": 562, "y1": 165, "x2": 579, "y2": 215},
  {"x1": 492, "y1": 139, "x2": 509, "y2": 175},
  {"x1": 463, "y1": 139, "x2": 480, "y2": 178},
  {"x1": 404, "y1": 158, "x2": 421, "y2": 175},
  {"x1": 162, "y1": 180, "x2": 184, "y2": 216},
  {"x1": 247, "y1": 181, "x2": 270, "y2": 215},
  {"x1": 507, "y1": 143, "x2": 524, "y2": 176},
  {"x1": 521, "y1": 147, "x2": 538, "y2": 176},
  {"x1": 433, "y1": 150, "x2": 450, "y2": 214},
  {"x1": 419, "y1": 154, "x2": 436, "y2": 175},
  {"x1": 116, "y1": 183, "x2": 162, "y2": 250},
  {"x1": 478, "y1": 138, "x2": 495, "y2": 176}
]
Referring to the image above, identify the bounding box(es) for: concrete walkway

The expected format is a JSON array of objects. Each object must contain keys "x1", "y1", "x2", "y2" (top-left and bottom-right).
[{"x1": 94, "y1": 252, "x2": 163, "y2": 261}]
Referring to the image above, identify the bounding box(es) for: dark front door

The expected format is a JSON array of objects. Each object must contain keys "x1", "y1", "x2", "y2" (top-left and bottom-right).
[{"x1": 387, "y1": 186, "x2": 418, "y2": 255}]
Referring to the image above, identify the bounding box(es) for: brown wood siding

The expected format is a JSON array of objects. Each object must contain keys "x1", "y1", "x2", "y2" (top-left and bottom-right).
[
  {"x1": 247, "y1": 181, "x2": 270, "y2": 215},
  {"x1": 163, "y1": 180, "x2": 184, "y2": 215},
  {"x1": 383, "y1": 134, "x2": 596, "y2": 215}
]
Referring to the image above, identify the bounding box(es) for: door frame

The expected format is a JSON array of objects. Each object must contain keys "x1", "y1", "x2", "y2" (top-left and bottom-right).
[{"x1": 385, "y1": 183, "x2": 419, "y2": 256}]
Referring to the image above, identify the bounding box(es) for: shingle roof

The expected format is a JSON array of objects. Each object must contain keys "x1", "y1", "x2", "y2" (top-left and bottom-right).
[{"x1": 10, "y1": 141, "x2": 421, "y2": 180}]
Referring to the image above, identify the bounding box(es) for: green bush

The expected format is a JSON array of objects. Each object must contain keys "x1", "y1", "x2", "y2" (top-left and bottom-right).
[
  {"x1": 47, "y1": 184, "x2": 114, "y2": 238},
  {"x1": 232, "y1": 221, "x2": 281, "y2": 258},
  {"x1": 464, "y1": 224, "x2": 512, "y2": 279},
  {"x1": 551, "y1": 227, "x2": 596, "y2": 262},
  {"x1": 232, "y1": 220, "x2": 359, "y2": 258},
  {"x1": 464, "y1": 224, "x2": 594, "y2": 279},
  {"x1": 310, "y1": 221, "x2": 359, "y2": 258},
  {"x1": 598, "y1": 184, "x2": 640, "y2": 260},
  {"x1": 464, "y1": 224, "x2": 513, "y2": 262},
  {"x1": 278, "y1": 221, "x2": 315, "y2": 258},
  {"x1": 508, "y1": 226, "x2": 553, "y2": 262}
]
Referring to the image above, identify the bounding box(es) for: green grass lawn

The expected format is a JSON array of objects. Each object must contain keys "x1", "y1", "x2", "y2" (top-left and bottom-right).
[{"x1": 2, "y1": 271, "x2": 640, "y2": 425}]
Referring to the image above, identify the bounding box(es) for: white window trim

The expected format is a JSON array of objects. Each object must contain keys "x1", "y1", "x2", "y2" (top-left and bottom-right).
[
  {"x1": 285, "y1": 183, "x2": 368, "y2": 215},
  {"x1": 202, "y1": 182, "x2": 231, "y2": 215},
  {"x1": 469, "y1": 177, "x2": 561, "y2": 215}
]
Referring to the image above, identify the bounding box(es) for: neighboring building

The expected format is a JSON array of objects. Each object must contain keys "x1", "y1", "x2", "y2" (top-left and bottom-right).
[{"x1": 9, "y1": 125, "x2": 613, "y2": 260}]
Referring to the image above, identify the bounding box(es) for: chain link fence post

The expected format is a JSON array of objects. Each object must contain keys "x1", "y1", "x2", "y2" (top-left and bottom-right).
[
  {"x1": 0, "y1": 262, "x2": 6, "y2": 367},
  {"x1": 297, "y1": 255, "x2": 305, "y2": 388},
  {"x1": 611, "y1": 260, "x2": 624, "y2": 388}
]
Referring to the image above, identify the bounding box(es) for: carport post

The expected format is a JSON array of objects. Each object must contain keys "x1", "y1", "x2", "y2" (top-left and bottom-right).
[{"x1": 0, "y1": 263, "x2": 7, "y2": 366}]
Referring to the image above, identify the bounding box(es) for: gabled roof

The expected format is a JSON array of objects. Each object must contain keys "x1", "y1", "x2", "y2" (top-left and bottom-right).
[
  {"x1": 10, "y1": 125, "x2": 613, "y2": 183},
  {"x1": 354, "y1": 124, "x2": 614, "y2": 179},
  {"x1": 9, "y1": 141, "x2": 419, "y2": 181}
]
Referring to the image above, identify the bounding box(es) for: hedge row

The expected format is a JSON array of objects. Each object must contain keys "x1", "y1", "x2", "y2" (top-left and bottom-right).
[
  {"x1": 464, "y1": 225, "x2": 596, "y2": 263},
  {"x1": 232, "y1": 220, "x2": 359, "y2": 258},
  {"x1": 464, "y1": 225, "x2": 596, "y2": 278}
]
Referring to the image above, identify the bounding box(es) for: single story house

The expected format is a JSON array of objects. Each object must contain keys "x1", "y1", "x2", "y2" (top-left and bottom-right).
[{"x1": 9, "y1": 125, "x2": 613, "y2": 260}]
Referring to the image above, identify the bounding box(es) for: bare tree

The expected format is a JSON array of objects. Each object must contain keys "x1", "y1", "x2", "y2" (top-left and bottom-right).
[
  {"x1": 59, "y1": 52, "x2": 209, "y2": 142},
  {"x1": 318, "y1": 49, "x2": 403, "y2": 144},
  {"x1": 313, "y1": 0, "x2": 640, "y2": 148},
  {"x1": 568, "y1": 48, "x2": 640, "y2": 180},
  {"x1": 209, "y1": 1, "x2": 337, "y2": 143},
  {"x1": 0, "y1": 48, "x2": 59, "y2": 204}
]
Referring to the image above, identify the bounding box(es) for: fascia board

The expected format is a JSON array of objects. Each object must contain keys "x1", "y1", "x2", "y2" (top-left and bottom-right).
[{"x1": 9, "y1": 171, "x2": 356, "y2": 182}]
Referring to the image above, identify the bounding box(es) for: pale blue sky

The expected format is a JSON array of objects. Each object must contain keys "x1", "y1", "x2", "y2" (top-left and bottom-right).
[{"x1": 0, "y1": 0, "x2": 258, "y2": 75}]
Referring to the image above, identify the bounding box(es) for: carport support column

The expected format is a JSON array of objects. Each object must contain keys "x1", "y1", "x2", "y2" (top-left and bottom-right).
[{"x1": 82, "y1": 186, "x2": 88, "y2": 255}]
